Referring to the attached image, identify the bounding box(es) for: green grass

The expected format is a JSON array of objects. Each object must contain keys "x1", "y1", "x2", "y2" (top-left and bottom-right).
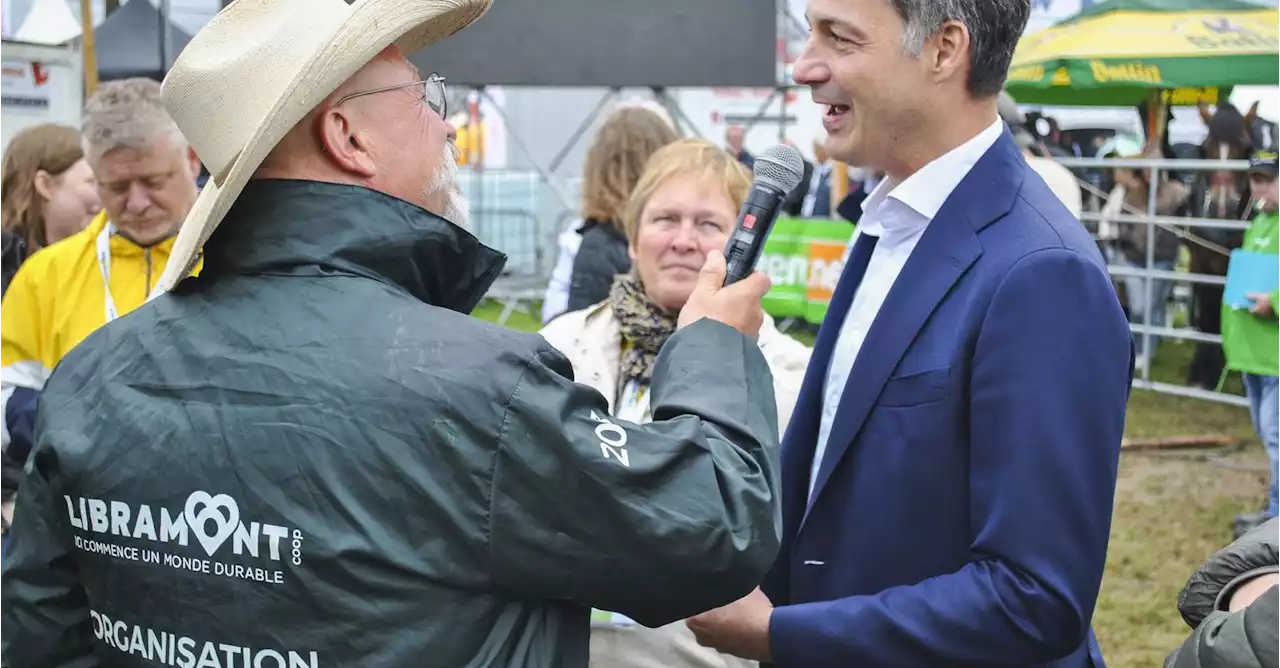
[
  {"x1": 469, "y1": 302, "x2": 1266, "y2": 667},
  {"x1": 1126, "y1": 337, "x2": 1250, "y2": 439},
  {"x1": 470, "y1": 299, "x2": 542, "y2": 332},
  {"x1": 1094, "y1": 338, "x2": 1263, "y2": 666}
]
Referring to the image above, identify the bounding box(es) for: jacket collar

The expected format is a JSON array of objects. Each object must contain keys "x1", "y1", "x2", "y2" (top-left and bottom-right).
[
  {"x1": 198, "y1": 179, "x2": 507, "y2": 313},
  {"x1": 97, "y1": 212, "x2": 183, "y2": 259}
]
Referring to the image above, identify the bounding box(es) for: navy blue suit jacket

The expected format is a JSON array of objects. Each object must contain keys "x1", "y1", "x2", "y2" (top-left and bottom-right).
[{"x1": 762, "y1": 131, "x2": 1133, "y2": 667}]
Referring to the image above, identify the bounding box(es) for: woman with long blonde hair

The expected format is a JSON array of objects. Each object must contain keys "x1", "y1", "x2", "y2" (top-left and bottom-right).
[{"x1": 1, "y1": 123, "x2": 101, "y2": 294}]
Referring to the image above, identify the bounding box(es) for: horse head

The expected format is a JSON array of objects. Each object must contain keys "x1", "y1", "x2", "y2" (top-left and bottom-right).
[{"x1": 1198, "y1": 100, "x2": 1258, "y2": 218}]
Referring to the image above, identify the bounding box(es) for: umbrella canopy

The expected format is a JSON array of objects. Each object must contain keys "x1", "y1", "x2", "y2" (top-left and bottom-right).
[{"x1": 1006, "y1": 0, "x2": 1278, "y2": 106}]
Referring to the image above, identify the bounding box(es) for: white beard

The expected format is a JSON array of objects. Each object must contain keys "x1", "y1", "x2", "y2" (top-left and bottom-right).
[{"x1": 428, "y1": 142, "x2": 469, "y2": 230}]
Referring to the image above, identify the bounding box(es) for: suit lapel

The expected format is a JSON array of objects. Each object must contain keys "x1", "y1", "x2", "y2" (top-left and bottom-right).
[{"x1": 803, "y1": 131, "x2": 1026, "y2": 520}]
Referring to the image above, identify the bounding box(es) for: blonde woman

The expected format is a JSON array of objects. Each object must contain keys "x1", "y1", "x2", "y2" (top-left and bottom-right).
[
  {"x1": 541, "y1": 139, "x2": 812, "y2": 668},
  {"x1": 542, "y1": 102, "x2": 679, "y2": 323}
]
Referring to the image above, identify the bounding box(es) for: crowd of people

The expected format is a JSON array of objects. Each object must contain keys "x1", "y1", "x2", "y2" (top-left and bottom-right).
[{"x1": 0, "y1": 0, "x2": 1276, "y2": 666}]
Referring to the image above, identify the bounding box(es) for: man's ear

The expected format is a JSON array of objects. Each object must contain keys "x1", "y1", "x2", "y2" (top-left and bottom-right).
[
  {"x1": 315, "y1": 107, "x2": 377, "y2": 178},
  {"x1": 929, "y1": 20, "x2": 971, "y2": 86},
  {"x1": 185, "y1": 146, "x2": 202, "y2": 181}
]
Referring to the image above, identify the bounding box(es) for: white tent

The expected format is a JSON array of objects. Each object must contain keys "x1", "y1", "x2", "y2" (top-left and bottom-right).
[{"x1": 12, "y1": 0, "x2": 79, "y2": 45}]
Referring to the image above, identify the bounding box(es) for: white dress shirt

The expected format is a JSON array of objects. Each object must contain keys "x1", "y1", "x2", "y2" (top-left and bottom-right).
[{"x1": 808, "y1": 118, "x2": 1004, "y2": 499}]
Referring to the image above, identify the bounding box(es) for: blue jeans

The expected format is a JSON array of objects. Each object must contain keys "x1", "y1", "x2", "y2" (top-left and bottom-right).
[{"x1": 1243, "y1": 373, "x2": 1279, "y2": 517}]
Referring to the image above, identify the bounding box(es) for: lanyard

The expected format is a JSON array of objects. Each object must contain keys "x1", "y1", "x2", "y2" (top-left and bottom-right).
[
  {"x1": 615, "y1": 379, "x2": 649, "y2": 424},
  {"x1": 96, "y1": 222, "x2": 120, "y2": 323}
]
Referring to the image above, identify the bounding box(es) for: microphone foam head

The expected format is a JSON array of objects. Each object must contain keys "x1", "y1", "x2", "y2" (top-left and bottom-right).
[{"x1": 753, "y1": 144, "x2": 806, "y2": 194}]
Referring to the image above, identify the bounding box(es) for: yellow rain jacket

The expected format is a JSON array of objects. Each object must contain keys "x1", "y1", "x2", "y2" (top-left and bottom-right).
[{"x1": 1, "y1": 211, "x2": 200, "y2": 458}]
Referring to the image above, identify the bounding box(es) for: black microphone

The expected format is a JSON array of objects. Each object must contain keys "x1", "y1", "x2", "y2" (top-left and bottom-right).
[{"x1": 723, "y1": 144, "x2": 806, "y2": 285}]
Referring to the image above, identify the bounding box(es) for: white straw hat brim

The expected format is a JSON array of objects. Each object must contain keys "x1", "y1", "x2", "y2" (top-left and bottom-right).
[{"x1": 157, "y1": 0, "x2": 490, "y2": 292}]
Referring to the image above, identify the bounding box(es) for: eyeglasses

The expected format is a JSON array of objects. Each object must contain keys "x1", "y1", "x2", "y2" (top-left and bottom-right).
[{"x1": 332, "y1": 73, "x2": 447, "y2": 119}]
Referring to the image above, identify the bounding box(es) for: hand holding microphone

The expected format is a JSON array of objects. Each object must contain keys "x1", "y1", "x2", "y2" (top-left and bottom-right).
[
  {"x1": 678, "y1": 249, "x2": 771, "y2": 338},
  {"x1": 678, "y1": 144, "x2": 805, "y2": 339}
]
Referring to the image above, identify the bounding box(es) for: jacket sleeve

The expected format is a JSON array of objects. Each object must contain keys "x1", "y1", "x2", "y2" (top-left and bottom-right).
[
  {"x1": 1164, "y1": 587, "x2": 1279, "y2": 668},
  {"x1": 1, "y1": 427, "x2": 97, "y2": 667},
  {"x1": 1, "y1": 264, "x2": 51, "y2": 463},
  {"x1": 1177, "y1": 517, "x2": 1278, "y2": 628},
  {"x1": 769, "y1": 249, "x2": 1133, "y2": 665},
  {"x1": 487, "y1": 318, "x2": 783, "y2": 628}
]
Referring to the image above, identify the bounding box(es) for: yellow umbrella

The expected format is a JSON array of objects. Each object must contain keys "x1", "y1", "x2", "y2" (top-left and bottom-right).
[{"x1": 1007, "y1": 0, "x2": 1278, "y2": 107}]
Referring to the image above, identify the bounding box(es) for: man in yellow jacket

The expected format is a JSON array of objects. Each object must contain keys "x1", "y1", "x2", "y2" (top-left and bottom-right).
[{"x1": 1, "y1": 78, "x2": 201, "y2": 466}]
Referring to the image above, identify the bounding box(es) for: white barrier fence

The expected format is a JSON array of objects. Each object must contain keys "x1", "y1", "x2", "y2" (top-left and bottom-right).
[{"x1": 1056, "y1": 156, "x2": 1253, "y2": 408}]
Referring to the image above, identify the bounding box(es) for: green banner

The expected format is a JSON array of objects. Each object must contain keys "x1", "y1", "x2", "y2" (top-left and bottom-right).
[{"x1": 758, "y1": 216, "x2": 855, "y2": 324}]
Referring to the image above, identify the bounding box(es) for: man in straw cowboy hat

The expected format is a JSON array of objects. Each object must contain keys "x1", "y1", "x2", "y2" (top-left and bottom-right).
[{"x1": 1, "y1": 0, "x2": 783, "y2": 666}]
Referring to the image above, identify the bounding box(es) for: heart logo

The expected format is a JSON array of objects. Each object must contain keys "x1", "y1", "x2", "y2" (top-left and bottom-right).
[{"x1": 184, "y1": 491, "x2": 240, "y2": 556}]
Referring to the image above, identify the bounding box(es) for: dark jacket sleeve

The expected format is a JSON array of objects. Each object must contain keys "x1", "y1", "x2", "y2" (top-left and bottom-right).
[
  {"x1": 1164, "y1": 587, "x2": 1279, "y2": 668},
  {"x1": 566, "y1": 223, "x2": 630, "y2": 312},
  {"x1": 1177, "y1": 517, "x2": 1279, "y2": 628},
  {"x1": 1, "y1": 430, "x2": 97, "y2": 667},
  {"x1": 769, "y1": 249, "x2": 1133, "y2": 665},
  {"x1": 487, "y1": 319, "x2": 782, "y2": 628},
  {"x1": 5, "y1": 388, "x2": 40, "y2": 464},
  {"x1": 1162, "y1": 518, "x2": 1280, "y2": 668},
  {"x1": 2, "y1": 254, "x2": 46, "y2": 463}
]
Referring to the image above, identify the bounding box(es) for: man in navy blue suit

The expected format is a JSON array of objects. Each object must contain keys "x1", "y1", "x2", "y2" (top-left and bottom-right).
[{"x1": 687, "y1": 0, "x2": 1133, "y2": 665}]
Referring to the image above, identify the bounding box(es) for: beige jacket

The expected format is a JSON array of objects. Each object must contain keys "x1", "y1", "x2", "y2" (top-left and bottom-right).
[
  {"x1": 539, "y1": 301, "x2": 812, "y2": 668},
  {"x1": 540, "y1": 301, "x2": 811, "y2": 429},
  {"x1": 1024, "y1": 155, "x2": 1082, "y2": 219}
]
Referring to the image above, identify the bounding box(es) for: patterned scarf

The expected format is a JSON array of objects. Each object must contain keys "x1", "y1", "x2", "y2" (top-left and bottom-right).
[{"x1": 609, "y1": 274, "x2": 678, "y2": 386}]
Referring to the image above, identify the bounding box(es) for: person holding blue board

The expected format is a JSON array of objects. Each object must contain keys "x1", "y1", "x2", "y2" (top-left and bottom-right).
[{"x1": 1223, "y1": 149, "x2": 1280, "y2": 537}]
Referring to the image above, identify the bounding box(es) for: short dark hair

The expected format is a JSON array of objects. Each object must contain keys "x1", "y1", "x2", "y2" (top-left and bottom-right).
[{"x1": 889, "y1": 0, "x2": 1030, "y2": 98}]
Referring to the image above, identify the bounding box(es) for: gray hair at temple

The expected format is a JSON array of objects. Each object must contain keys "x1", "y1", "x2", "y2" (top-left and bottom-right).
[
  {"x1": 81, "y1": 77, "x2": 188, "y2": 163},
  {"x1": 890, "y1": 0, "x2": 1031, "y2": 98}
]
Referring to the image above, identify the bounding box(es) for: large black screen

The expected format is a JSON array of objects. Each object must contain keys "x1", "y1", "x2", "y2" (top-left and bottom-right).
[{"x1": 409, "y1": 0, "x2": 778, "y2": 88}]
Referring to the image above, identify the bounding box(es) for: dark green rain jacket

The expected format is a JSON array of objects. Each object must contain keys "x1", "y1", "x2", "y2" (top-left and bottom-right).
[
  {"x1": 1165, "y1": 518, "x2": 1278, "y2": 668},
  {"x1": 1, "y1": 180, "x2": 783, "y2": 668}
]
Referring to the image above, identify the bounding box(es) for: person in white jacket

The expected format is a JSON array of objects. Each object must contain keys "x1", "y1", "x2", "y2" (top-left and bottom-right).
[{"x1": 541, "y1": 138, "x2": 812, "y2": 668}]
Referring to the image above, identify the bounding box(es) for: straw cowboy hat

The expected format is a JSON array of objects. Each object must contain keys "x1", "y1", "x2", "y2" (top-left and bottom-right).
[{"x1": 155, "y1": 0, "x2": 491, "y2": 292}]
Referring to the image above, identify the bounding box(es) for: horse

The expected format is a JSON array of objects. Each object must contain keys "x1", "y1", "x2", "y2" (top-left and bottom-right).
[{"x1": 1184, "y1": 101, "x2": 1259, "y2": 389}]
